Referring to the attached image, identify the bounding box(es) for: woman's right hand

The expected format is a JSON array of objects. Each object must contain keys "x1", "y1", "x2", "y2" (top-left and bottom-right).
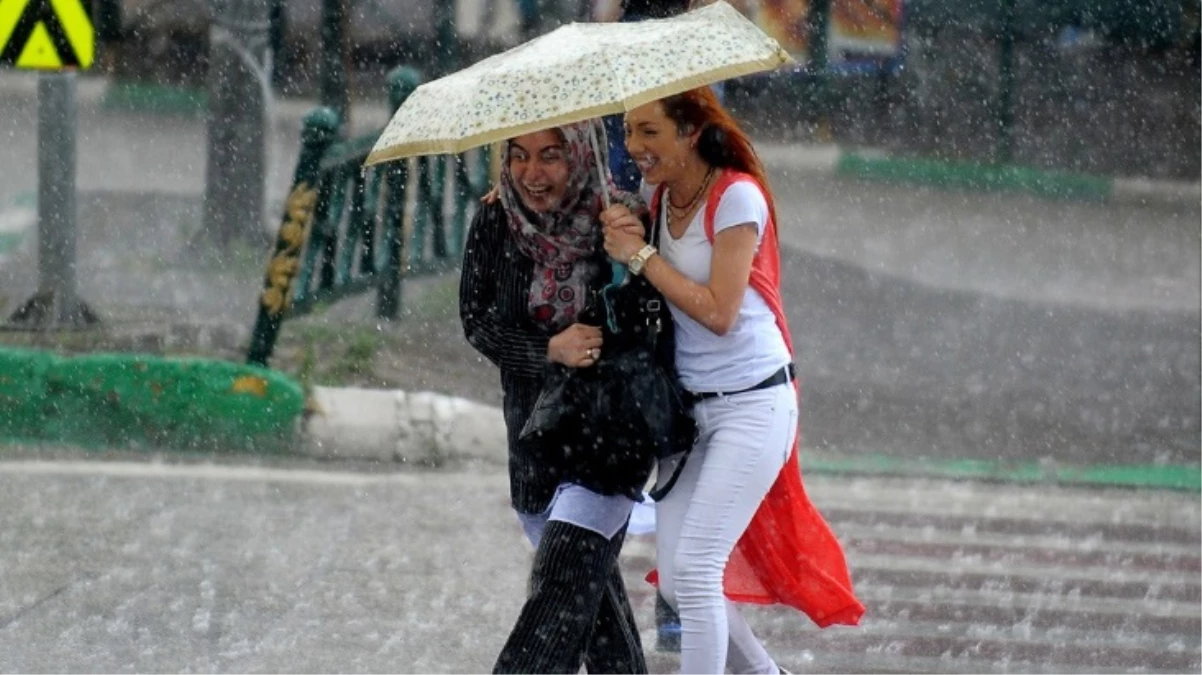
[
  {"x1": 600, "y1": 204, "x2": 644, "y2": 237},
  {"x1": 547, "y1": 323, "x2": 603, "y2": 368}
]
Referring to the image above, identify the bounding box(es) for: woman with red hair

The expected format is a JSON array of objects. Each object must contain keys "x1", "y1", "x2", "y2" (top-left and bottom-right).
[{"x1": 601, "y1": 87, "x2": 865, "y2": 674}]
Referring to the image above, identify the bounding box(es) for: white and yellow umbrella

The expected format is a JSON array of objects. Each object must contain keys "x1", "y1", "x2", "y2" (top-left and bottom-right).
[{"x1": 364, "y1": 1, "x2": 792, "y2": 167}]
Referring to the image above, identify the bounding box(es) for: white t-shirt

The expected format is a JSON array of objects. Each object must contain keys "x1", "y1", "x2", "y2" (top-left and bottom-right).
[{"x1": 642, "y1": 180, "x2": 792, "y2": 392}]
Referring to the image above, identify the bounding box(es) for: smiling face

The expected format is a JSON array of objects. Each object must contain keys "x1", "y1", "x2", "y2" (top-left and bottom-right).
[
  {"x1": 507, "y1": 130, "x2": 571, "y2": 213},
  {"x1": 624, "y1": 101, "x2": 699, "y2": 185}
]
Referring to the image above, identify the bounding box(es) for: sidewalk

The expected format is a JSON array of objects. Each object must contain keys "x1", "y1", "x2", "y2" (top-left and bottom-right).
[
  {"x1": 302, "y1": 384, "x2": 1201, "y2": 491},
  {"x1": 754, "y1": 143, "x2": 1201, "y2": 206}
]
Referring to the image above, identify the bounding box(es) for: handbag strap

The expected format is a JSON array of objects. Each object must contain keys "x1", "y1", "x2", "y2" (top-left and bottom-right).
[
  {"x1": 642, "y1": 188, "x2": 695, "y2": 502},
  {"x1": 649, "y1": 193, "x2": 665, "y2": 248},
  {"x1": 647, "y1": 456, "x2": 687, "y2": 501}
]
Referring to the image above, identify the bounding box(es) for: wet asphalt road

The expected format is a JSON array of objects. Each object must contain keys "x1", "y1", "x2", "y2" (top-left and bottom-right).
[
  {"x1": 782, "y1": 244, "x2": 1199, "y2": 467},
  {"x1": 0, "y1": 459, "x2": 1196, "y2": 674}
]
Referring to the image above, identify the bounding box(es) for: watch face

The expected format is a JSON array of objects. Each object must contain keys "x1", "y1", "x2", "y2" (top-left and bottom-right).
[{"x1": 632, "y1": 246, "x2": 653, "y2": 275}]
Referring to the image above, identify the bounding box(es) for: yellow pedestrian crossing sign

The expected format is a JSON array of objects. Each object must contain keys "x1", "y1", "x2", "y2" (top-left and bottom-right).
[{"x1": 0, "y1": 0, "x2": 94, "y2": 70}]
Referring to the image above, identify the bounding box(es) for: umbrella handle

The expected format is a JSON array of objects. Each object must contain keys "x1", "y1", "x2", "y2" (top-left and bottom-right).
[
  {"x1": 589, "y1": 121, "x2": 627, "y2": 295},
  {"x1": 588, "y1": 120, "x2": 614, "y2": 211},
  {"x1": 590, "y1": 120, "x2": 627, "y2": 333}
]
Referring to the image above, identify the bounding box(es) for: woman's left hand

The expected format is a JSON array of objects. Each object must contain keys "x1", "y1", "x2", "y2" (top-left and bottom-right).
[
  {"x1": 603, "y1": 225, "x2": 647, "y2": 264},
  {"x1": 480, "y1": 184, "x2": 500, "y2": 204}
]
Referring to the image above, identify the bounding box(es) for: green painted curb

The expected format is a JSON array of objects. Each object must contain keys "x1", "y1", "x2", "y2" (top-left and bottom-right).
[
  {"x1": 0, "y1": 191, "x2": 35, "y2": 256},
  {"x1": 0, "y1": 349, "x2": 52, "y2": 441},
  {"x1": 101, "y1": 82, "x2": 207, "y2": 115},
  {"x1": 803, "y1": 451, "x2": 1201, "y2": 493},
  {"x1": 0, "y1": 347, "x2": 303, "y2": 453},
  {"x1": 0, "y1": 232, "x2": 23, "y2": 255},
  {"x1": 837, "y1": 153, "x2": 1114, "y2": 202}
]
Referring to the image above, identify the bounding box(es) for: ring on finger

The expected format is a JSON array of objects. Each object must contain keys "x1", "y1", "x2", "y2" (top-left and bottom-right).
[{"x1": 589, "y1": 348, "x2": 600, "y2": 360}]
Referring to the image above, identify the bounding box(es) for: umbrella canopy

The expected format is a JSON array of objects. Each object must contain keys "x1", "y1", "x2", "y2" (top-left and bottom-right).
[{"x1": 364, "y1": 1, "x2": 791, "y2": 166}]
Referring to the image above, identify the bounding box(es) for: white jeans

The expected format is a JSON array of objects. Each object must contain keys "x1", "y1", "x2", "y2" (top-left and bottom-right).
[{"x1": 655, "y1": 383, "x2": 798, "y2": 674}]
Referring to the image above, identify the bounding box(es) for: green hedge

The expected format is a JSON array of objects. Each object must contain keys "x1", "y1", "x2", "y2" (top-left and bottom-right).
[
  {"x1": 0, "y1": 348, "x2": 304, "y2": 452},
  {"x1": 0, "y1": 348, "x2": 53, "y2": 441},
  {"x1": 837, "y1": 153, "x2": 1113, "y2": 201}
]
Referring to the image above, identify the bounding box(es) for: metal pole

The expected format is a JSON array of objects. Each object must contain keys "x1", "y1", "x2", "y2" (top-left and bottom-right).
[
  {"x1": 320, "y1": 0, "x2": 348, "y2": 123},
  {"x1": 7, "y1": 72, "x2": 98, "y2": 329},
  {"x1": 376, "y1": 67, "x2": 422, "y2": 320},
  {"x1": 1192, "y1": 0, "x2": 1202, "y2": 180},
  {"x1": 807, "y1": 0, "x2": 830, "y2": 73},
  {"x1": 201, "y1": 0, "x2": 271, "y2": 252},
  {"x1": 38, "y1": 73, "x2": 75, "y2": 306},
  {"x1": 996, "y1": 0, "x2": 1016, "y2": 163},
  {"x1": 269, "y1": 0, "x2": 286, "y2": 89},
  {"x1": 806, "y1": 0, "x2": 832, "y2": 141},
  {"x1": 95, "y1": 0, "x2": 122, "y2": 75},
  {"x1": 432, "y1": 0, "x2": 458, "y2": 77}
]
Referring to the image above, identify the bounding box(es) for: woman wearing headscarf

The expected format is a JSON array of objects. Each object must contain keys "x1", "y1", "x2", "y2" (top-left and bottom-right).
[{"x1": 459, "y1": 119, "x2": 653, "y2": 674}]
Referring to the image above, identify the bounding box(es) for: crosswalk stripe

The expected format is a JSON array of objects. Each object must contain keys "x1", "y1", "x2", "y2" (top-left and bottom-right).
[
  {"x1": 806, "y1": 480, "x2": 1199, "y2": 529},
  {"x1": 835, "y1": 522, "x2": 1202, "y2": 557},
  {"x1": 863, "y1": 597, "x2": 1200, "y2": 635},
  {"x1": 858, "y1": 616, "x2": 1200, "y2": 652},
  {"x1": 848, "y1": 552, "x2": 1199, "y2": 586},
  {"x1": 850, "y1": 581, "x2": 1201, "y2": 618}
]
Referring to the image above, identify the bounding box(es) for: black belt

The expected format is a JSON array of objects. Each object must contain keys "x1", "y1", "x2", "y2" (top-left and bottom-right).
[{"x1": 688, "y1": 364, "x2": 795, "y2": 403}]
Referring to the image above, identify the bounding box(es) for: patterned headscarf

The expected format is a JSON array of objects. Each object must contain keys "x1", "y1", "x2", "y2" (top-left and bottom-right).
[{"x1": 499, "y1": 119, "x2": 646, "y2": 331}]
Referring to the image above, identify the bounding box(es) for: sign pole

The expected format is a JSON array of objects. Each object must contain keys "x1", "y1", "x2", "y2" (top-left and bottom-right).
[{"x1": 7, "y1": 70, "x2": 98, "y2": 328}]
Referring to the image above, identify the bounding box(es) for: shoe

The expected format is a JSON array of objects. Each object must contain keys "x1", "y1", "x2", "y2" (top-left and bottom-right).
[
  {"x1": 655, "y1": 621, "x2": 681, "y2": 653},
  {"x1": 654, "y1": 593, "x2": 681, "y2": 653}
]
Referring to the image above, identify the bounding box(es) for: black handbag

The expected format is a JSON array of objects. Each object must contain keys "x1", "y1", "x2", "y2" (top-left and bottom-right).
[{"x1": 518, "y1": 222, "x2": 695, "y2": 501}]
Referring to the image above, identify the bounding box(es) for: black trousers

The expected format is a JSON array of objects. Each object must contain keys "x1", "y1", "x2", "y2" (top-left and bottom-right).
[{"x1": 493, "y1": 521, "x2": 646, "y2": 674}]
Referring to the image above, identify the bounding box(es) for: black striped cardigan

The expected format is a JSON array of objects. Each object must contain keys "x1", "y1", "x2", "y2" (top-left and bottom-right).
[{"x1": 459, "y1": 200, "x2": 576, "y2": 514}]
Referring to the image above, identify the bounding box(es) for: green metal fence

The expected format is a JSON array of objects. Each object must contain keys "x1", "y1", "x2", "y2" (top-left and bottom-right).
[{"x1": 246, "y1": 66, "x2": 491, "y2": 367}]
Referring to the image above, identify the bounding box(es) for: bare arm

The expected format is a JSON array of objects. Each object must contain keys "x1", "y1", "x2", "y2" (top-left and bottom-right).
[
  {"x1": 601, "y1": 204, "x2": 757, "y2": 336},
  {"x1": 637, "y1": 224, "x2": 756, "y2": 336}
]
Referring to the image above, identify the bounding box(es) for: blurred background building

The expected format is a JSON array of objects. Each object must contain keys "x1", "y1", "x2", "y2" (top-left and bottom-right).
[{"x1": 90, "y1": 0, "x2": 1202, "y2": 179}]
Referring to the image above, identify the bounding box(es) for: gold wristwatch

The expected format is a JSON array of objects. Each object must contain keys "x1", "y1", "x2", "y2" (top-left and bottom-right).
[{"x1": 628, "y1": 244, "x2": 658, "y2": 276}]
